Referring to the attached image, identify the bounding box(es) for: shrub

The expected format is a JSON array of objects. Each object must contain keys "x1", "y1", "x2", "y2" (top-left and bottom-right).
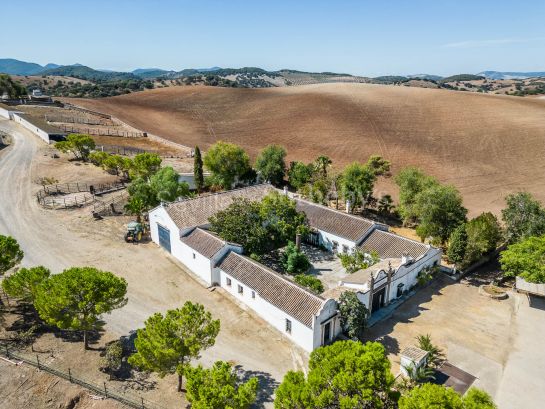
[
  {"x1": 294, "y1": 274, "x2": 324, "y2": 294},
  {"x1": 281, "y1": 241, "x2": 310, "y2": 275}
]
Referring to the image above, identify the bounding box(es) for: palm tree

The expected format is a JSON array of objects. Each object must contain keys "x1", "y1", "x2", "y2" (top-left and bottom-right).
[
  {"x1": 405, "y1": 364, "x2": 436, "y2": 383},
  {"x1": 416, "y1": 334, "x2": 445, "y2": 368},
  {"x1": 314, "y1": 155, "x2": 332, "y2": 178}
]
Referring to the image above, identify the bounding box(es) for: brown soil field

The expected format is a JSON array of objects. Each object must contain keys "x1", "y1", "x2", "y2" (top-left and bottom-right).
[{"x1": 65, "y1": 83, "x2": 545, "y2": 216}]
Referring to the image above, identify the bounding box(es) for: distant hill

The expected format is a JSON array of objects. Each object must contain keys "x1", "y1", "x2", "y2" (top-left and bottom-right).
[
  {"x1": 407, "y1": 74, "x2": 443, "y2": 81},
  {"x1": 41, "y1": 65, "x2": 138, "y2": 82},
  {"x1": 478, "y1": 71, "x2": 545, "y2": 80},
  {"x1": 440, "y1": 74, "x2": 484, "y2": 83},
  {"x1": 0, "y1": 58, "x2": 53, "y2": 75}
]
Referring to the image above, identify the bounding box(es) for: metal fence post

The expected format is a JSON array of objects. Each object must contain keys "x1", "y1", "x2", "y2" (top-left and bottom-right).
[
  {"x1": 68, "y1": 368, "x2": 72, "y2": 383},
  {"x1": 103, "y1": 382, "x2": 108, "y2": 398},
  {"x1": 5, "y1": 345, "x2": 9, "y2": 358},
  {"x1": 36, "y1": 355, "x2": 41, "y2": 369},
  {"x1": 141, "y1": 397, "x2": 145, "y2": 409}
]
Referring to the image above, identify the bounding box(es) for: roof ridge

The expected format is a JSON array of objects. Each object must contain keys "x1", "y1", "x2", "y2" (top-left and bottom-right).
[
  {"x1": 295, "y1": 196, "x2": 375, "y2": 225},
  {"x1": 230, "y1": 252, "x2": 326, "y2": 302},
  {"x1": 371, "y1": 229, "x2": 430, "y2": 247},
  {"x1": 167, "y1": 183, "x2": 272, "y2": 207}
]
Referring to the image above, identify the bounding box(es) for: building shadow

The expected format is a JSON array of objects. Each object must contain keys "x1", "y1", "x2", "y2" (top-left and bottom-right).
[
  {"x1": 235, "y1": 366, "x2": 280, "y2": 408},
  {"x1": 362, "y1": 276, "x2": 451, "y2": 349}
]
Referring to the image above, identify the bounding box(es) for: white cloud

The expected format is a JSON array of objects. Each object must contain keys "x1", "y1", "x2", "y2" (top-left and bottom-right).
[{"x1": 442, "y1": 37, "x2": 545, "y2": 49}]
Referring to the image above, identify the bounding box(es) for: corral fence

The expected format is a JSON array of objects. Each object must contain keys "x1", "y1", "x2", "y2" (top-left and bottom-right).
[
  {"x1": 62, "y1": 103, "x2": 112, "y2": 119},
  {"x1": 45, "y1": 115, "x2": 114, "y2": 126},
  {"x1": 0, "y1": 345, "x2": 168, "y2": 409},
  {"x1": 96, "y1": 144, "x2": 154, "y2": 156},
  {"x1": 36, "y1": 182, "x2": 127, "y2": 209},
  {"x1": 92, "y1": 190, "x2": 130, "y2": 217},
  {"x1": 57, "y1": 124, "x2": 146, "y2": 138}
]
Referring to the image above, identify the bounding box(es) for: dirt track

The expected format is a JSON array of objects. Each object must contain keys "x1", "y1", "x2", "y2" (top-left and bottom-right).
[
  {"x1": 0, "y1": 119, "x2": 304, "y2": 407},
  {"x1": 66, "y1": 83, "x2": 545, "y2": 216}
]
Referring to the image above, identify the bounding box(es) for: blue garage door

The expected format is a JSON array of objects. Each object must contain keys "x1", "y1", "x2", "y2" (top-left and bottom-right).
[{"x1": 157, "y1": 224, "x2": 171, "y2": 253}]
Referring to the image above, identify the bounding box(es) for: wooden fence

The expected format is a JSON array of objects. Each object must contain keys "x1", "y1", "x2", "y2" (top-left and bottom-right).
[
  {"x1": 57, "y1": 124, "x2": 145, "y2": 138},
  {"x1": 45, "y1": 115, "x2": 113, "y2": 126},
  {"x1": 1, "y1": 345, "x2": 168, "y2": 409},
  {"x1": 36, "y1": 182, "x2": 126, "y2": 209},
  {"x1": 92, "y1": 191, "x2": 130, "y2": 217}
]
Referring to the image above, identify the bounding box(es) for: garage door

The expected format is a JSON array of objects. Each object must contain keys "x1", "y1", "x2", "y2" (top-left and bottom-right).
[{"x1": 157, "y1": 224, "x2": 171, "y2": 253}]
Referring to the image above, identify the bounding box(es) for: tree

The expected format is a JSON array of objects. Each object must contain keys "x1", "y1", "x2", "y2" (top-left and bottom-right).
[
  {"x1": 274, "y1": 370, "x2": 312, "y2": 409},
  {"x1": 399, "y1": 383, "x2": 463, "y2": 409},
  {"x1": 2, "y1": 266, "x2": 50, "y2": 303},
  {"x1": 259, "y1": 191, "x2": 309, "y2": 245},
  {"x1": 395, "y1": 167, "x2": 438, "y2": 225},
  {"x1": 203, "y1": 141, "x2": 250, "y2": 189},
  {"x1": 103, "y1": 154, "x2": 132, "y2": 178},
  {"x1": 128, "y1": 167, "x2": 190, "y2": 211},
  {"x1": 463, "y1": 387, "x2": 497, "y2": 409},
  {"x1": 281, "y1": 241, "x2": 311, "y2": 275},
  {"x1": 500, "y1": 235, "x2": 545, "y2": 283},
  {"x1": 128, "y1": 302, "x2": 220, "y2": 392},
  {"x1": 100, "y1": 340, "x2": 124, "y2": 380},
  {"x1": 338, "y1": 249, "x2": 379, "y2": 274},
  {"x1": 274, "y1": 341, "x2": 395, "y2": 409},
  {"x1": 129, "y1": 152, "x2": 162, "y2": 181},
  {"x1": 209, "y1": 198, "x2": 269, "y2": 254},
  {"x1": 34, "y1": 267, "x2": 127, "y2": 350},
  {"x1": 194, "y1": 146, "x2": 204, "y2": 193},
  {"x1": 378, "y1": 194, "x2": 395, "y2": 215},
  {"x1": 415, "y1": 334, "x2": 444, "y2": 368},
  {"x1": 465, "y1": 212, "x2": 503, "y2": 264},
  {"x1": 366, "y1": 155, "x2": 391, "y2": 177},
  {"x1": 299, "y1": 177, "x2": 330, "y2": 205},
  {"x1": 124, "y1": 196, "x2": 147, "y2": 223},
  {"x1": 447, "y1": 224, "x2": 468, "y2": 267},
  {"x1": 255, "y1": 144, "x2": 286, "y2": 186},
  {"x1": 338, "y1": 291, "x2": 369, "y2": 340},
  {"x1": 186, "y1": 361, "x2": 259, "y2": 409},
  {"x1": 288, "y1": 161, "x2": 313, "y2": 190},
  {"x1": 501, "y1": 192, "x2": 545, "y2": 243},
  {"x1": 0, "y1": 235, "x2": 23, "y2": 275},
  {"x1": 414, "y1": 184, "x2": 467, "y2": 245},
  {"x1": 294, "y1": 274, "x2": 324, "y2": 294},
  {"x1": 314, "y1": 155, "x2": 332, "y2": 178},
  {"x1": 89, "y1": 151, "x2": 110, "y2": 166},
  {"x1": 54, "y1": 134, "x2": 96, "y2": 161},
  {"x1": 340, "y1": 162, "x2": 376, "y2": 211}
]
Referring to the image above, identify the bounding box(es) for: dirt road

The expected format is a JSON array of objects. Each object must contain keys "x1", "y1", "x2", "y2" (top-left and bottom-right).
[{"x1": 0, "y1": 118, "x2": 304, "y2": 405}]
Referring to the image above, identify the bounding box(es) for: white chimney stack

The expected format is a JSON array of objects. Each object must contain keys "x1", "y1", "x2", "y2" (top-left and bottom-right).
[{"x1": 346, "y1": 199, "x2": 351, "y2": 213}]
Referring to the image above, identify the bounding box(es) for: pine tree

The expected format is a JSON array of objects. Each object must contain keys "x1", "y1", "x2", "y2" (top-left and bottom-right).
[{"x1": 194, "y1": 146, "x2": 204, "y2": 193}]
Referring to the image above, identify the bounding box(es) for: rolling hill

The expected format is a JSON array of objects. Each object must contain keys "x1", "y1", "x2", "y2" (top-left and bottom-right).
[{"x1": 65, "y1": 83, "x2": 545, "y2": 216}]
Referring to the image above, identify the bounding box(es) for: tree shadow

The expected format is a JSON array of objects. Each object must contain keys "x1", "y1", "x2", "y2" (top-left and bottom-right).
[
  {"x1": 53, "y1": 324, "x2": 106, "y2": 350},
  {"x1": 235, "y1": 366, "x2": 280, "y2": 408}
]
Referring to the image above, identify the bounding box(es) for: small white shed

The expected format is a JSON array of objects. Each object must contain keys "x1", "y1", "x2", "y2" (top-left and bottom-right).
[{"x1": 400, "y1": 346, "x2": 429, "y2": 377}]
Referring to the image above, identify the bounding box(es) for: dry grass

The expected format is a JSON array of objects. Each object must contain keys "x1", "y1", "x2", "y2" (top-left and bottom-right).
[{"x1": 65, "y1": 83, "x2": 545, "y2": 216}]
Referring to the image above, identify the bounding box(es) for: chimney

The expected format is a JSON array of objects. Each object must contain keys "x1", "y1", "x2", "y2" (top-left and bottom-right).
[
  {"x1": 283, "y1": 186, "x2": 288, "y2": 196},
  {"x1": 345, "y1": 199, "x2": 351, "y2": 213}
]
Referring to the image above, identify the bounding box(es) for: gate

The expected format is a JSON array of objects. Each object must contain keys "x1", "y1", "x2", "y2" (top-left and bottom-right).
[{"x1": 157, "y1": 224, "x2": 171, "y2": 253}]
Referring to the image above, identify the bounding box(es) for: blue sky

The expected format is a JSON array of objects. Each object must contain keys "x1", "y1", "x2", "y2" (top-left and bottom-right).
[{"x1": 2, "y1": 0, "x2": 544, "y2": 76}]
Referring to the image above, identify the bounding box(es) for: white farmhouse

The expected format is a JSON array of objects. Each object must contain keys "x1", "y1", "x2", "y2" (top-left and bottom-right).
[{"x1": 148, "y1": 184, "x2": 441, "y2": 351}]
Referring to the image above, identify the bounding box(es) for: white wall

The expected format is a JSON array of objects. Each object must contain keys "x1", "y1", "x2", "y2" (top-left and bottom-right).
[
  {"x1": 385, "y1": 249, "x2": 442, "y2": 305},
  {"x1": 219, "y1": 268, "x2": 316, "y2": 352},
  {"x1": 312, "y1": 299, "x2": 342, "y2": 349},
  {"x1": 149, "y1": 206, "x2": 209, "y2": 277},
  {"x1": 318, "y1": 230, "x2": 358, "y2": 254},
  {"x1": 0, "y1": 107, "x2": 10, "y2": 119},
  {"x1": 12, "y1": 114, "x2": 50, "y2": 143}
]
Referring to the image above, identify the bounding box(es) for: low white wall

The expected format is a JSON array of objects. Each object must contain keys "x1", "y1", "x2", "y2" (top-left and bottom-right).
[
  {"x1": 12, "y1": 114, "x2": 50, "y2": 143},
  {"x1": 0, "y1": 107, "x2": 10, "y2": 119},
  {"x1": 516, "y1": 276, "x2": 545, "y2": 296},
  {"x1": 219, "y1": 269, "x2": 316, "y2": 352}
]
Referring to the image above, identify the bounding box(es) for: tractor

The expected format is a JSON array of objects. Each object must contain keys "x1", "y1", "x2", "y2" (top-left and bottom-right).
[{"x1": 125, "y1": 221, "x2": 146, "y2": 243}]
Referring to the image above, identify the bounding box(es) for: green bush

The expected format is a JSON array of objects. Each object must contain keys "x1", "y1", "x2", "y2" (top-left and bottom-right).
[
  {"x1": 281, "y1": 241, "x2": 310, "y2": 275},
  {"x1": 294, "y1": 274, "x2": 324, "y2": 294}
]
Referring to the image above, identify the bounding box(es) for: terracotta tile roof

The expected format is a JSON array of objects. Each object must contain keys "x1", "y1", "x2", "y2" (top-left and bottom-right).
[
  {"x1": 359, "y1": 229, "x2": 429, "y2": 260},
  {"x1": 218, "y1": 252, "x2": 325, "y2": 328},
  {"x1": 295, "y1": 199, "x2": 375, "y2": 242},
  {"x1": 180, "y1": 228, "x2": 227, "y2": 259},
  {"x1": 165, "y1": 184, "x2": 274, "y2": 229}
]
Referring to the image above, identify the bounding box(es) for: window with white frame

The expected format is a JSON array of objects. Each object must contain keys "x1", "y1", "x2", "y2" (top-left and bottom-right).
[
  {"x1": 238, "y1": 284, "x2": 243, "y2": 294},
  {"x1": 192, "y1": 253, "x2": 196, "y2": 259},
  {"x1": 251, "y1": 291, "x2": 255, "y2": 299},
  {"x1": 342, "y1": 244, "x2": 349, "y2": 253},
  {"x1": 226, "y1": 277, "x2": 231, "y2": 286}
]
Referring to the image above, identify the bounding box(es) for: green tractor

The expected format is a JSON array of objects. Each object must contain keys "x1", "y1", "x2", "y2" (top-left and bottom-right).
[{"x1": 125, "y1": 221, "x2": 146, "y2": 244}]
